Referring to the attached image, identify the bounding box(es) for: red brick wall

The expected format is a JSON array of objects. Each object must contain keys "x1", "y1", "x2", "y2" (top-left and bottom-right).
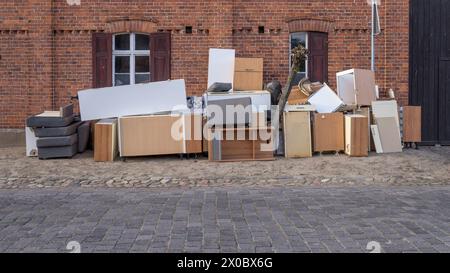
[{"x1": 0, "y1": 0, "x2": 409, "y2": 128}]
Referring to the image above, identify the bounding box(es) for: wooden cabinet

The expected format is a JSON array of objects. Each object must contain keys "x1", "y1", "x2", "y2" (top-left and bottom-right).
[
  {"x1": 234, "y1": 58, "x2": 263, "y2": 91},
  {"x1": 208, "y1": 127, "x2": 274, "y2": 162},
  {"x1": 345, "y1": 114, "x2": 369, "y2": 157},
  {"x1": 119, "y1": 114, "x2": 184, "y2": 157},
  {"x1": 118, "y1": 113, "x2": 203, "y2": 157},
  {"x1": 313, "y1": 112, "x2": 345, "y2": 153},
  {"x1": 402, "y1": 106, "x2": 421, "y2": 143},
  {"x1": 336, "y1": 69, "x2": 377, "y2": 106},
  {"x1": 94, "y1": 119, "x2": 118, "y2": 162},
  {"x1": 283, "y1": 111, "x2": 312, "y2": 158}
]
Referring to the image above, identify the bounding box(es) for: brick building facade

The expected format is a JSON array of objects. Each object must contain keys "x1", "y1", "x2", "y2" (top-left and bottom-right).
[{"x1": 0, "y1": 0, "x2": 409, "y2": 129}]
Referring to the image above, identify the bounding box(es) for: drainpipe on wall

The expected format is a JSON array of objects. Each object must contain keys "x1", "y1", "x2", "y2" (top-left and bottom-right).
[
  {"x1": 371, "y1": 1, "x2": 375, "y2": 72},
  {"x1": 51, "y1": 0, "x2": 56, "y2": 110},
  {"x1": 371, "y1": 0, "x2": 381, "y2": 72}
]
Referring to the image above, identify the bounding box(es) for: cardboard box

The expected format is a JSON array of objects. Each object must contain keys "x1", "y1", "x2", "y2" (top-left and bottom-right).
[
  {"x1": 402, "y1": 106, "x2": 421, "y2": 143},
  {"x1": 313, "y1": 112, "x2": 345, "y2": 153},
  {"x1": 234, "y1": 58, "x2": 263, "y2": 91},
  {"x1": 345, "y1": 114, "x2": 369, "y2": 157},
  {"x1": 94, "y1": 119, "x2": 118, "y2": 162},
  {"x1": 283, "y1": 111, "x2": 312, "y2": 158}
]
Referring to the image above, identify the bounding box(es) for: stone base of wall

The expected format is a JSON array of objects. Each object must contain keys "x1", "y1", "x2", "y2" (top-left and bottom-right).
[{"x1": 0, "y1": 129, "x2": 25, "y2": 148}]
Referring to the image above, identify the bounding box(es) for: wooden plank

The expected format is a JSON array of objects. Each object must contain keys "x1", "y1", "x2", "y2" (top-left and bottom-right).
[
  {"x1": 283, "y1": 112, "x2": 312, "y2": 158},
  {"x1": 94, "y1": 119, "x2": 117, "y2": 162},
  {"x1": 402, "y1": 106, "x2": 422, "y2": 142},
  {"x1": 119, "y1": 115, "x2": 184, "y2": 157},
  {"x1": 313, "y1": 112, "x2": 345, "y2": 152},
  {"x1": 345, "y1": 115, "x2": 368, "y2": 157}
]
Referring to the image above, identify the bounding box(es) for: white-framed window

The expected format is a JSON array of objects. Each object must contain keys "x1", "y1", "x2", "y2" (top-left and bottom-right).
[
  {"x1": 113, "y1": 33, "x2": 150, "y2": 86},
  {"x1": 289, "y1": 32, "x2": 308, "y2": 79}
]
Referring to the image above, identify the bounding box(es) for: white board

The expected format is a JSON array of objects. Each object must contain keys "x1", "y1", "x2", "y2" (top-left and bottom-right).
[
  {"x1": 307, "y1": 84, "x2": 344, "y2": 113},
  {"x1": 207, "y1": 48, "x2": 235, "y2": 90},
  {"x1": 25, "y1": 127, "x2": 38, "y2": 157},
  {"x1": 376, "y1": 117, "x2": 403, "y2": 153},
  {"x1": 372, "y1": 100, "x2": 399, "y2": 128},
  {"x1": 370, "y1": 125, "x2": 383, "y2": 154},
  {"x1": 78, "y1": 80, "x2": 188, "y2": 121}
]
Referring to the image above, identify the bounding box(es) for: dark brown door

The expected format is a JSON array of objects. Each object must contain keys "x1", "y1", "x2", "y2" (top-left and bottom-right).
[
  {"x1": 308, "y1": 32, "x2": 328, "y2": 83},
  {"x1": 150, "y1": 32, "x2": 171, "y2": 82},
  {"x1": 92, "y1": 33, "x2": 112, "y2": 88}
]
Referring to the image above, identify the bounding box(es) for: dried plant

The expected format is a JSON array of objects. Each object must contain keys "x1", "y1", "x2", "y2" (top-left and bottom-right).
[{"x1": 291, "y1": 45, "x2": 310, "y2": 73}]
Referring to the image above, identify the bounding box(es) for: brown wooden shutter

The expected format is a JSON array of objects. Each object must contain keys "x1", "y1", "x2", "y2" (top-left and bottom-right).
[
  {"x1": 150, "y1": 32, "x2": 171, "y2": 82},
  {"x1": 92, "y1": 33, "x2": 112, "y2": 88},
  {"x1": 307, "y1": 32, "x2": 328, "y2": 83}
]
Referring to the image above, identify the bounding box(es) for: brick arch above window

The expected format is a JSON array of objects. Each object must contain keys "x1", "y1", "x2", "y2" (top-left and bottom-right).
[
  {"x1": 287, "y1": 19, "x2": 334, "y2": 33},
  {"x1": 105, "y1": 19, "x2": 158, "y2": 34}
]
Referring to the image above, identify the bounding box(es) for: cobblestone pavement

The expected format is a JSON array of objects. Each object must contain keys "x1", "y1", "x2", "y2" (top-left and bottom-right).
[
  {"x1": 0, "y1": 146, "x2": 449, "y2": 189},
  {"x1": 0, "y1": 187, "x2": 449, "y2": 253}
]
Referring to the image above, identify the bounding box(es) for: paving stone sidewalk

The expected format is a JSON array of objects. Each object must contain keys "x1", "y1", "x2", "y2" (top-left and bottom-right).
[
  {"x1": 0, "y1": 146, "x2": 449, "y2": 189},
  {"x1": 0, "y1": 187, "x2": 449, "y2": 253}
]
